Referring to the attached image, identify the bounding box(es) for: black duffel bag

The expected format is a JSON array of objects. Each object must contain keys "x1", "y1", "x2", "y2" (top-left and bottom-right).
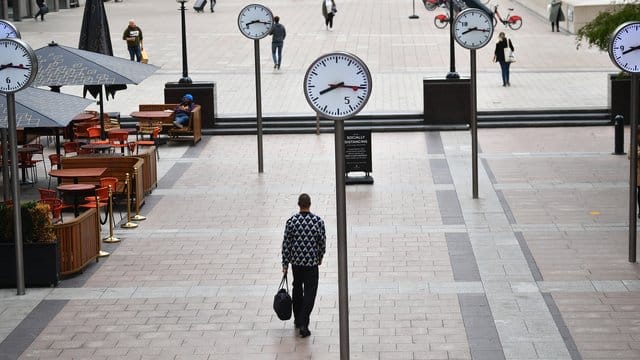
[{"x1": 273, "y1": 274, "x2": 292, "y2": 320}]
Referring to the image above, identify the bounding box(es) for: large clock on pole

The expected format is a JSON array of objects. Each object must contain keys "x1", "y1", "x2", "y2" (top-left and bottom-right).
[
  {"x1": 0, "y1": 38, "x2": 37, "y2": 93},
  {"x1": 303, "y1": 52, "x2": 372, "y2": 120},
  {"x1": 609, "y1": 21, "x2": 640, "y2": 74}
]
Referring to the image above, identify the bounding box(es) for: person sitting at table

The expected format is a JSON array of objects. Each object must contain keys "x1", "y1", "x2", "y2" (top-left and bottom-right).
[{"x1": 172, "y1": 93, "x2": 195, "y2": 129}]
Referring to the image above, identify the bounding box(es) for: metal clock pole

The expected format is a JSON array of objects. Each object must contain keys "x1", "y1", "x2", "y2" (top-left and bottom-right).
[
  {"x1": 1, "y1": 128, "x2": 9, "y2": 201},
  {"x1": 334, "y1": 120, "x2": 350, "y2": 360},
  {"x1": 630, "y1": 73, "x2": 638, "y2": 263},
  {"x1": 447, "y1": 0, "x2": 459, "y2": 79},
  {"x1": 409, "y1": 0, "x2": 419, "y2": 19},
  {"x1": 470, "y1": 49, "x2": 478, "y2": 199},
  {"x1": 7, "y1": 92, "x2": 25, "y2": 295},
  {"x1": 255, "y1": 39, "x2": 264, "y2": 173}
]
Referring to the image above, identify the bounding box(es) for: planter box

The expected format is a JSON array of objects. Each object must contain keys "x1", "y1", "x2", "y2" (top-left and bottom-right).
[
  {"x1": 0, "y1": 242, "x2": 60, "y2": 288},
  {"x1": 53, "y1": 208, "x2": 100, "y2": 276}
]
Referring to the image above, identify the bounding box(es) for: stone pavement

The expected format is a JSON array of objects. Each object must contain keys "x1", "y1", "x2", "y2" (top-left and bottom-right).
[{"x1": 1, "y1": 0, "x2": 639, "y2": 359}]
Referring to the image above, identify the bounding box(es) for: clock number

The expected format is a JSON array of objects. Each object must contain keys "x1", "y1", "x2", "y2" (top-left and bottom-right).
[
  {"x1": 344, "y1": 96, "x2": 350, "y2": 105},
  {"x1": 621, "y1": 45, "x2": 625, "y2": 52},
  {"x1": 5, "y1": 77, "x2": 10, "y2": 84}
]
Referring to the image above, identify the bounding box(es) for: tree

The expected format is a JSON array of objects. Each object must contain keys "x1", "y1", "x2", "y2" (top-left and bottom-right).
[{"x1": 576, "y1": 2, "x2": 640, "y2": 51}]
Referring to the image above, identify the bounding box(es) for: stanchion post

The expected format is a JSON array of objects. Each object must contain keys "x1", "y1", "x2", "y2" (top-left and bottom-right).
[
  {"x1": 96, "y1": 194, "x2": 110, "y2": 258},
  {"x1": 131, "y1": 172, "x2": 146, "y2": 221},
  {"x1": 103, "y1": 186, "x2": 121, "y2": 243},
  {"x1": 121, "y1": 173, "x2": 138, "y2": 229},
  {"x1": 614, "y1": 115, "x2": 626, "y2": 155}
]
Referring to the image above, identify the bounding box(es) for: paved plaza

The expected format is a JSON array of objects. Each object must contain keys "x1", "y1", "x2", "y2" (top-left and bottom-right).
[{"x1": 1, "y1": 0, "x2": 639, "y2": 359}]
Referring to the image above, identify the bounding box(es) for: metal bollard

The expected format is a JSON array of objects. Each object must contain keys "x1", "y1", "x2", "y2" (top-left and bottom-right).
[{"x1": 614, "y1": 115, "x2": 626, "y2": 155}]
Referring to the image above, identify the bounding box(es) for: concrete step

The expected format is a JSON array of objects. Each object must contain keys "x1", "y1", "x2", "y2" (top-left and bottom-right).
[{"x1": 203, "y1": 109, "x2": 611, "y2": 135}]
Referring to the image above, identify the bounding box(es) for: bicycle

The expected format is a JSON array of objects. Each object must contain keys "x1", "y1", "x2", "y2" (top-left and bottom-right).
[
  {"x1": 493, "y1": 4, "x2": 523, "y2": 30},
  {"x1": 423, "y1": 0, "x2": 489, "y2": 11}
]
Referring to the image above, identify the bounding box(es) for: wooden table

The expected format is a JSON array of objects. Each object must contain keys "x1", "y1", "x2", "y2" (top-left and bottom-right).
[
  {"x1": 49, "y1": 167, "x2": 107, "y2": 184},
  {"x1": 57, "y1": 184, "x2": 96, "y2": 217},
  {"x1": 81, "y1": 143, "x2": 113, "y2": 154},
  {"x1": 131, "y1": 111, "x2": 173, "y2": 139}
]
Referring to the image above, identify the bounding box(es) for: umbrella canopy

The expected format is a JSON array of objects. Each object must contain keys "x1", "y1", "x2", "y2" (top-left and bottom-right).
[
  {"x1": 32, "y1": 42, "x2": 158, "y2": 87},
  {"x1": 0, "y1": 87, "x2": 93, "y2": 129}
]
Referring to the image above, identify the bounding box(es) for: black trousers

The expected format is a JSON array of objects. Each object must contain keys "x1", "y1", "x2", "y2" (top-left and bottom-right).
[{"x1": 292, "y1": 265, "x2": 319, "y2": 328}]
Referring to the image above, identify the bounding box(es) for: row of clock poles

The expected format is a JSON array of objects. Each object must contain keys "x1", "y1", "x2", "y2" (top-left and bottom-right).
[
  {"x1": 238, "y1": 5, "x2": 371, "y2": 359},
  {"x1": 0, "y1": 21, "x2": 38, "y2": 296}
]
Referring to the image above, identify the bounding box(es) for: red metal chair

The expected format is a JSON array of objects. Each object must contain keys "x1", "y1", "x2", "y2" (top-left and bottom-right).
[
  {"x1": 18, "y1": 151, "x2": 38, "y2": 184},
  {"x1": 136, "y1": 127, "x2": 161, "y2": 160},
  {"x1": 23, "y1": 143, "x2": 46, "y2": 174},
  {"x1": 48, "y1": 154, "x2": 61, "y2": 188},
  {"x1": 87, "y1": 127, "x2": 109, "y2": 144},
  {"x1": 79, "y1": 186, "x2": 110, "y2": 225},
  {"x1": 39, "y1": 198, "x2": 64, "y2": 224},
  {"x1": 63, "y1": 142, "x2": 80, "y2": 157},
  {"x1": 39, "y1": 188, "x2": 72, "y2": 212},
  {"x1": 108, "y1": 131, "x2": 129, "y2": 154}
]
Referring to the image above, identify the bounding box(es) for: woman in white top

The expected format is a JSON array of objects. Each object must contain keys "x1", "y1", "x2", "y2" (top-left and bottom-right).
[{"x1": 321, "y1": 0, "x2": 337, "y2": 30}]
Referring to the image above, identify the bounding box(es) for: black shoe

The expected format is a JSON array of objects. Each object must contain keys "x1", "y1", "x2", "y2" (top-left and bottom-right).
[
  {"x1": 299, "y1": 327, "x2": 311, "y2": 338},
  {"x1": 277, "y1": 64, "x2": 280, "y2": 70}
]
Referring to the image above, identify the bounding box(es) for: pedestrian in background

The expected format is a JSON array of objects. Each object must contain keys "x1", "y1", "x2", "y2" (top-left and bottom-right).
[
  {"x1": 210, "y1": 0, "x2": 216, "y2": 13},
  {"x1": 270, "y1": 16, "x2": 286, "y2": 70},
  {"x1": 34, "y1": 0, "x2": 48, "y2": 21},
  {"x1": 122, "y1": 19, "x2": 144, "y2": 62},
  {"x1": 322, "y1": 0, "x2": 337, "y2": 30},
  {"x1": 548, "y1": 0, "x2": 565, "y2": 32},
  {"x1": 493, "y1": 32, "x2": 515, "y2": 87},
  {"x1": 282, "y1": 194, "x2": 326, "y2": 338}
]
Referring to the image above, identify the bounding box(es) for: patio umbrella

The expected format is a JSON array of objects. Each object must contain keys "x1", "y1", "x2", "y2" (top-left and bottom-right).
[
  {"x1": 0, "y1": 87, "x2": 94, "y2": 199},
  {"x1": 31, "y1": 42, "x2": 158, "y2": 138},
  {"x1": 78, "y1": 0, "x2": 127, "y2": 123},
  {"x1": 0, "y1": 87, "x2": 94, "y2": 129}
]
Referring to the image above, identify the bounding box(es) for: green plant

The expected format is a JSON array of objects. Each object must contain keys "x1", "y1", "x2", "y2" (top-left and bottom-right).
[
  {"x1": 576, "y1": 2, "x2": 640, "y2": 51},
  {"x1": 0, "y1": 201, "x2": 56, "y2": 244}
]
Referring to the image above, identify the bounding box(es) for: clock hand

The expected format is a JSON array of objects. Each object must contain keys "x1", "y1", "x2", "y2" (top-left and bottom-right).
[
  {"x1": 245, "y1": 20, "x2": 270, "y2": 27},
  {"x1": 622, "y1": 45, "x2": 640, "y2": 55},
  {"x1": 337, "y1": 84, "x2": 367, "y2": 91},
  {"x1": 0, "y1": 63, "x2": 28, "y2": 71},
  {"x1": 319, "y1": 82, "x2": 344, "y2": 95},
  {"x1": 462, "y1": 27, "x2": 478, "y2": 35}
]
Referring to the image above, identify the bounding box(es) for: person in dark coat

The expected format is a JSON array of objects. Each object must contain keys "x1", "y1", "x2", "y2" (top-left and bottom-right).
[
  {"x1": 548, "y1": 0, "x2": 565, "y2": 32},
  {"x1": 282, "y1": 194, "x2": 326, "y2": 338},
  {"x1": 270, "y1": 16, "x2": 286, "y2": 70},
  {"x1": 493, "y1": 32, "x2": 515, "y2": 87},
  {"x1": 34, "y1": 0, "x2": 47, "y2": 21}
]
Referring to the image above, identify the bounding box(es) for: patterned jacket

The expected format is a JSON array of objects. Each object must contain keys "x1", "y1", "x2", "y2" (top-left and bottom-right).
[{"x1": 282, "y1": 212, "x2": 326, "y2": 267}]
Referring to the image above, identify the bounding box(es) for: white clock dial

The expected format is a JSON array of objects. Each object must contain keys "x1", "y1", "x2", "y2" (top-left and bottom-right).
[
  {"x1": 304, "y1": 52, "x2": 372, "y2": 120},
  {"x1": 0, "y1": 20, "x2": 20, "y2": 39},
  {"x1": 453, "y1": 8, "x2": 493, "y2": 50},
  {"x1": 0, "y1": 38, "x2": 37, "y2": 93},
  {"x1": 238, "y1": 4, "x2": 274, "y2": 40},
  {"x1": 609, "y1": 21, "x2": 640, "y2": 74}
]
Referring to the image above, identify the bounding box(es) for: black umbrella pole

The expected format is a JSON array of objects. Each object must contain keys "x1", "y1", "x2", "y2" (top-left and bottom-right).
[{"x1": 99, "y1": 88, "x2": 106, "y2": 140}]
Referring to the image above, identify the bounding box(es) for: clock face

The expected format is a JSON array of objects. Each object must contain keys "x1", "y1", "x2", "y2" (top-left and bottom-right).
[
  {"x1": 0, "y1": 38, "x2": 37, "y2": 93},
  {"x1": 0, "y1": 20, "x2": 20, "y2": 39},
  {"x1": 609, "y1": 21, "x2": 640, "y2": 74},
  {"x1": 304, "y1": 52, "x2": 372, "y2": 120},
  {"x1": 453, "y1": 8, "x2": 493, "y2": 50},
  {"x1": 237, "y1": 4, "x2": 274, "y2": 40}
]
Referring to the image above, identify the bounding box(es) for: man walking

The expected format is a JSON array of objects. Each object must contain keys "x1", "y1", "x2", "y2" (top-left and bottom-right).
[
  {"x1": 122, "y1": 19, "x2": 143, "y2": 62},
  {"x1": 282, "y1": 193, "x2": 326, "y2": 338},
  {"x1": 270, "y1": 16, "x2": 286, "y2": 70}
]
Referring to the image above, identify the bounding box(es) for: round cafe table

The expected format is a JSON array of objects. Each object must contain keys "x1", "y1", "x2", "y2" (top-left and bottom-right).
[
  {"x1": 57, "y1": 184, "x2": 95, "y2": 217},
  {"x1": 81, "y1": 143, "x2": 113, "y2": 154}
]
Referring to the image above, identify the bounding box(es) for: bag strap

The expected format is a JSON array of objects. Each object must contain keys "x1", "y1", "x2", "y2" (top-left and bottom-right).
[{"x1": 279, "y1": 273, "x2": 289, "y2": 293}]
